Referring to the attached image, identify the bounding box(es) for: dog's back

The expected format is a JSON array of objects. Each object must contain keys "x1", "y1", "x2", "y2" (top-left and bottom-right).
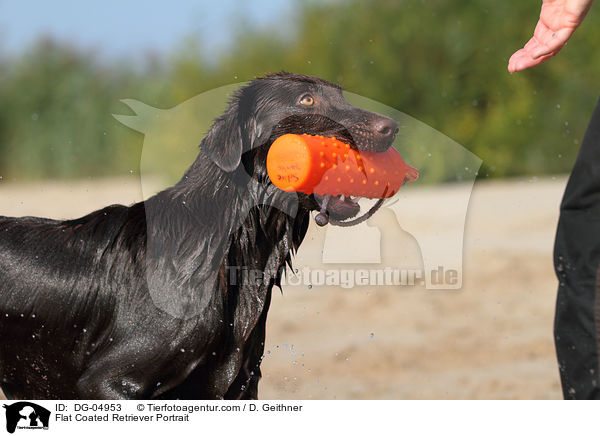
[{"x1": 0, "y1": 205, "x2": 146, "y2": 399}]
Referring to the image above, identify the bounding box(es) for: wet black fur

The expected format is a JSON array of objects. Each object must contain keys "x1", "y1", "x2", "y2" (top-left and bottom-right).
[{"x1": 0, "y1": 72, "x2": 397, "y2": 399}]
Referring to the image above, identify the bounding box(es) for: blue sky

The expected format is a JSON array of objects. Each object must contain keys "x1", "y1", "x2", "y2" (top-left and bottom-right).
[{"x1": 0, "y1": 0, "x2": 296, "y2": 59}]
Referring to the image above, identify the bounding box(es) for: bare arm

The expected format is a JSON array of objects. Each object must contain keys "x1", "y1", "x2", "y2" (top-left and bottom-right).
[{"x1": 508, "y1": 0, "x2": 594, "y2": 73}]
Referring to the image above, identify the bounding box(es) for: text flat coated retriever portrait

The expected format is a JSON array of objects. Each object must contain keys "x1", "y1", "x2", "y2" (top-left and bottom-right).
[{"x1": 0, "y1": 72, "x2": 402, "y2": 400}]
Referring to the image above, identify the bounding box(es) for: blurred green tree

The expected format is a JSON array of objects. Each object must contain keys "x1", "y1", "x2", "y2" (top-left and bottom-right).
[{"x1": 0, "y1": 0, "x2": 599, "y2": 181}]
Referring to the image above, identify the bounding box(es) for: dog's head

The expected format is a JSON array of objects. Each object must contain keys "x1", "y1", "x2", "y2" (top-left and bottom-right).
[{"x1": 202, "y1": 72, "x2": 400, "y2": 222}]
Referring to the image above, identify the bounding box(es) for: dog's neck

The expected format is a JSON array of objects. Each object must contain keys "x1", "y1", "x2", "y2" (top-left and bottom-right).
[{"x1": 163, "y1": 155, "x2": 310, "y2": 290}]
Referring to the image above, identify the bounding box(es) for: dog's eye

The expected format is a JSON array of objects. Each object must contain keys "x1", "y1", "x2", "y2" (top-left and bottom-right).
[{"x1": 299, "y1": 94, "x2": 314, "y2": 107}]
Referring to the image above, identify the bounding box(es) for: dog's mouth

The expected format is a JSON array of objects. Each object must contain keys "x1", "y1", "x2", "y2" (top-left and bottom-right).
[
  {"x1": 266, "y1": 130, "x2": 416, "y2": 227},
  {"x1": 314, "y1": 193, "x2": 360, "y2": 218},
  {"x1": 310, "y1": 134, "x2": 385, "y2": 227},
  {"x1": 312, "y1": 192, "x2": 386, "y2": 227}
]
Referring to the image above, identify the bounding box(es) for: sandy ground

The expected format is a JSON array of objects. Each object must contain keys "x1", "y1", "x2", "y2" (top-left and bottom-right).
[{"x1": 0, "y1": 175, "x2": 566, "y2": 399}]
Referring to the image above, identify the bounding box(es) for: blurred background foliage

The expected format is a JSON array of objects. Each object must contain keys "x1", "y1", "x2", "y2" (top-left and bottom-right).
[{"x1": 0, "y1": 0, "x2": 599, "y2": 182}]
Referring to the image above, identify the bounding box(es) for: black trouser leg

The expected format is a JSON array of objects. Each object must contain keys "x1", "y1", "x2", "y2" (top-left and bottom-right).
[{"x1": 554, "y1": 97, "x2": 600, "y2": 399}]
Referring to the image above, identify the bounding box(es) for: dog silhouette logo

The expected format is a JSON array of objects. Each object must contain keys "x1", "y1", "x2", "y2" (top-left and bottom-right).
[
  {"x1": 3, "y1": 402, "x2": 50, "y2": 433},
  {"x1": 114, "y1": 84, "x2": 481, "y2": 294}
]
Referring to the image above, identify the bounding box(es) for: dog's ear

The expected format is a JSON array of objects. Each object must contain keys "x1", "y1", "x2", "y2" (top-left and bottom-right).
[
  {"x1": 245, "y1": 85, "x2": 275, "y2": 151},
  {"x1": 202, "y1": 111, "x2": 244, "y2": 172},
  {"x1": 202, "y1": 85, "x2": 272, "y2": 172},
  {"x1": 249, "y1": 111, "x2": 271, "y2": 150}
]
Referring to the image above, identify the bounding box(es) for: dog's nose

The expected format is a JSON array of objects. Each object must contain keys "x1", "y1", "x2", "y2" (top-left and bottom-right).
[{"x1": 374, "y1": 118, "x2": 399, "y2": 139}]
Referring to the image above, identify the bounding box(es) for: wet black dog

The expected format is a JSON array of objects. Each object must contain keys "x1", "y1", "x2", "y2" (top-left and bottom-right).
[{"x1": 0, "y1": 72, "x2": 398, "y2": 399}]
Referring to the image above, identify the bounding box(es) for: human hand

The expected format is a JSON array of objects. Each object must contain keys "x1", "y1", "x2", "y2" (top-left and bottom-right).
[{"x1": 508, "y1": 0, "x2": 594, "y2": 73}]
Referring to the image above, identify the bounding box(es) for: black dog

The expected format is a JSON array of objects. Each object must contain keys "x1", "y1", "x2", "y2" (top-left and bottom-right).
[{"x1": 0, "y1": 72, "x2": 398, "y2": 399}]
